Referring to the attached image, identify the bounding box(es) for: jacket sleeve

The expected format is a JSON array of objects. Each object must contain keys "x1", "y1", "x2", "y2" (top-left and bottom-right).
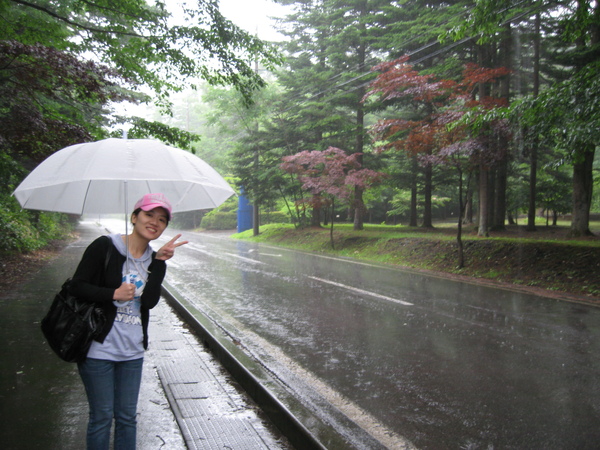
[
  {"x1": 69, "y1": 236, "x2": 121, "y2": 304},
  {"x1": 141, "y1": 255, "x2": 166, "y2": 310}
]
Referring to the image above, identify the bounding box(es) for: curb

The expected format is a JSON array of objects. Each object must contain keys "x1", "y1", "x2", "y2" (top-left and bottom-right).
[{"x1": 161, "y1": 282, "x2": 330, "y2": 450}]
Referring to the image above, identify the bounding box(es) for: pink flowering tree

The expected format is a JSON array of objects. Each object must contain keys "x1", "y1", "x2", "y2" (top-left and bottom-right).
[{"x1": 281, "y1": 147, "x2": 384, "y2": 248}]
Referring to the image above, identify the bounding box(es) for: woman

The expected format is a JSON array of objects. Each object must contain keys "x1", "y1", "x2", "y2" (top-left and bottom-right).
[{"x1": 69, "y1": 193, "x2": 188, "y2": 450}]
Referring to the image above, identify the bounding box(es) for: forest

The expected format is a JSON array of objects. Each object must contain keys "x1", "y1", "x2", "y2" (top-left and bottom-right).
[{"x1": 1, "y1": 0, "x2": 599, "y2": 255}]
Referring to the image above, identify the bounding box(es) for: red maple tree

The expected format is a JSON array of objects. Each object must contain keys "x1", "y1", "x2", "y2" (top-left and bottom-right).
[
  {"x1": 364, "y1": 56, "x2": 510, "y2": 266},
  {"x1": 281, "y1": 147, "x2": 384, "y2": 248}
]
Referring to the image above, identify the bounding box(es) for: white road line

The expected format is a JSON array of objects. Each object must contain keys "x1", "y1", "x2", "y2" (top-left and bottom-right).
[
  {"x1": 224, "y1": 253, "x2": 266, "y2": 264},
  {"x1": 248, "y1": 249, "x2": 282, "y2": 257},
  {"x1": 308, "y1": 276, "x2": 413, "y2": 306},
  {"x1": 185, "y1": 246, "x2": 219, "y2": 257}
]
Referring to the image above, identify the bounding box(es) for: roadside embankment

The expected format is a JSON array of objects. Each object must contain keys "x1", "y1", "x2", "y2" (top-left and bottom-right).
[{"x1": 233, "y1": 223, "x2": 600, "y2": 305}]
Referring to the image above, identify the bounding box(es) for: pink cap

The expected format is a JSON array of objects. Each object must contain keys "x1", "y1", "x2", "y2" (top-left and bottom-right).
[{"x1": 134, "y1": 193, "x2": 172, "y2": 220}]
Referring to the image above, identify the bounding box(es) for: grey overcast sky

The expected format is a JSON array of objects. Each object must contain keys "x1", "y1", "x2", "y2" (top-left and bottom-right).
[{"x1": 219, "y1": 0, "x2": 289, "y2": 41}]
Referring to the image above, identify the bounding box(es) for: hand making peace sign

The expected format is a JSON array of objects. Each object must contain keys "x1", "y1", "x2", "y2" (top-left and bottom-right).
[{"x1": 155, "y1": 234, "x2": 189, "y2": 261}]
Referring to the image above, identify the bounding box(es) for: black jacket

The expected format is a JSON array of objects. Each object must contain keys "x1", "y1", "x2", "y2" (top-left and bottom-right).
[{"x1": 69, "y1": 235, "x2": 166, "y2": 349}]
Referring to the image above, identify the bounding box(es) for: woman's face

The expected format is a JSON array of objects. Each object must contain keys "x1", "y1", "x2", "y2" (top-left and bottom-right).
[{"x1": 132, "y1": 207, "x2": 169, "y2": 240}]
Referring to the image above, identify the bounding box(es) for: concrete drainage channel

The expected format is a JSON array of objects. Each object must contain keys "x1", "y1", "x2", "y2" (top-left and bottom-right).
[{"x1": 161, "y1": 282, "x2": 387, "y2": 450}]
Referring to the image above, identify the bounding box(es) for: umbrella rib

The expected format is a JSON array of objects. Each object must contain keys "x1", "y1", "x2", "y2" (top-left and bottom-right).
[{"x1": 81, "y1": 181, "x2": 93, "y2": 215}]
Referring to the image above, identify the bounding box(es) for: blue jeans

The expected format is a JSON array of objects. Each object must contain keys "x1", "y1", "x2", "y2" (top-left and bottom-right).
[{"x1": 78, "y1": 358, "x2": 144, "y2": 450}]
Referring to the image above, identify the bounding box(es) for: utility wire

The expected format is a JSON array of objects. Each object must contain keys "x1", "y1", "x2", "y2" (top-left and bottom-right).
[{"x1": 274, "y1": 0, "x2": 543, "y2": 113}]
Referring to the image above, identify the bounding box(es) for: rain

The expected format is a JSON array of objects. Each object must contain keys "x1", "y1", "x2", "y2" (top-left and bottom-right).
[{"x1": 148, "y1": 225, "x2": 600, "y2": 449}]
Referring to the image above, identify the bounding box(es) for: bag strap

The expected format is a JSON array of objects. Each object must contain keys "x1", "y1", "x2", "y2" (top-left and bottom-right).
[
  {"x1": 104, "y1": 236, "x2": 113, "y2": 270},
  {"x1": 102, "y1": 236, "x2": 113, "y2": 282}
]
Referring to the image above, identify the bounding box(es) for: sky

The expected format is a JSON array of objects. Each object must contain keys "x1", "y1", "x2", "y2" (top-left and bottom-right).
[
  {"x1": 115, "y1": 0, "x2": 290, "y2": 121},
  {"x1": 218, "y1": 0, "x2": 290, "y2": 41},
  {"x1": 166, "y1": 0, "x2": 290, "y2": 42}
]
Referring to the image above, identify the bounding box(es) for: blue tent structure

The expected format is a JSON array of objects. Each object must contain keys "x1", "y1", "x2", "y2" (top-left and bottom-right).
[{"x1": 237, "y1": 189, "x2": 253, "y2": 233}]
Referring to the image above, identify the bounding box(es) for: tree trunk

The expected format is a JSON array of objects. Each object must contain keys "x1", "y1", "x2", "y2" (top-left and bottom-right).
[
  {"x1": 488, "y1": 166, "x2": 496, "y2": 228},
  {"x1": 526, "y1": 13, "x2": 541, "y2": 232},
  {"x1": 476, "y1": 44, "x2": 491, "y2": 238},
  {"x1": 570, "y1": 147, "x2": 595, "y2": 236},
  {"x1": 409, "y1": 154, "x2": 418, "y2": 227},
  {"x1": 569, "y1": 1, "x2": 597, "y2": 236},
  {"x1": 353, "y1": 17, "x2": 367, "y2": 231},
  {"x1": 354, "y1": 186, "x2": 364, "y2": 230},
  {"x1": 252, "y1": 204, "x2": 259, "y2": 236},
  {"x1": 353, "y1": 102, "x2": 365, "y2": 230},
  {"x1": 526, "y1": 139, "x2": 539, "y2": 231},
  {"x1": 493, "y1": 156, "x2": 507, "y2": 231},
  {"x1": 421, "y1": 161, "x2": 433, "y2": 228},
  {"x1": 252, "y1": 149, "x2": 260, "y2": 236},
  {"x1": 457, "y1": 167, "x2": 465, "y2": 269},
  {"x1": 493, "y1": 24, "x2": 510, "y2": 232},
  {"x1": 478, "y1": 164, "x2": 489, "y2": 236},
  {"x1": 311, "y1": 199, "x2": 321, "y2": 227},
  {"x1": 507, "y1": 212, "x2": 516, "y2": 225},
  {"x1": 330, "y1": 198, "x2": 335, "y2": 249},
  {"x1": 463, "y1": 185, "x2": 473, "y2": 224}
]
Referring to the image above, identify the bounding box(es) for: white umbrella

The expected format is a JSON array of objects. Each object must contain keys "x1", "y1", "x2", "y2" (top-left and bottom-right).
[
  {"x1": 13, "y1": 138, "x2": 235, "y2": 215},
  {"x1": 14, "y1": 137, "x2": 235, "y2": 276}
]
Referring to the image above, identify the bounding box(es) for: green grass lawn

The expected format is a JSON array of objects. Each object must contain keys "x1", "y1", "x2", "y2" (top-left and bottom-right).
[
  {"x1": 231, "y1": 220, "x2": 600, "y2": 300},
  {"x1": 234, "y1": 220, "x2": 600, "y2": 247}
]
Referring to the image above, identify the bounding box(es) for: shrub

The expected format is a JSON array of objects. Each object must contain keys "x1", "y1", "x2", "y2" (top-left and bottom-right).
[
  {"x1": 0, "y1": 196, "x2": 74, "y2": 254},
  {"x1": 200, "y1": 207, "x2": 291, "y2": 231},
  {"x1": 261, "y1": 211, "x2": 290, "y2": 225},
  {"x1": 200, "y1": 211, "x2": 237, "y2": 230},
  {"x1": 0, "y1": 209, "x2": 40, "y2": 252}
]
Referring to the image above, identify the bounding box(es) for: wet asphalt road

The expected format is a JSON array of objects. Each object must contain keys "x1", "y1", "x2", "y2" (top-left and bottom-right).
[
  {"x1": 3, "y1": 218, "x2": 598, "y2": 449},
  {"x1": 154, "y1": 225, "x2": 600, "y2": 450}
]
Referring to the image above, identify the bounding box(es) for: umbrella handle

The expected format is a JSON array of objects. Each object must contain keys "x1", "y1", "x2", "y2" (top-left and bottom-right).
[{"x1": 124, "y1": 181, "x2": 130, "y2": 282}]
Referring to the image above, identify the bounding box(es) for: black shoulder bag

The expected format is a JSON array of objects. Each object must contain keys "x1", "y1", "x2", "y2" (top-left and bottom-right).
[{"x1": 41, "y1": 241, "x2": 113, "y2": 363}]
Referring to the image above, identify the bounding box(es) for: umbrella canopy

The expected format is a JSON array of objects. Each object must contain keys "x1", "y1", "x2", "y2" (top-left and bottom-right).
[{"x1": 13, "y1": 138, "x2": 235, "y2": 215}]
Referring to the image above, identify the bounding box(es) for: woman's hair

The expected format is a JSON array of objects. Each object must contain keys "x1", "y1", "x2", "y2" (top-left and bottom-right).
[{"x1": 131, "y1": 208, "x2": 170, "y2": 225}]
